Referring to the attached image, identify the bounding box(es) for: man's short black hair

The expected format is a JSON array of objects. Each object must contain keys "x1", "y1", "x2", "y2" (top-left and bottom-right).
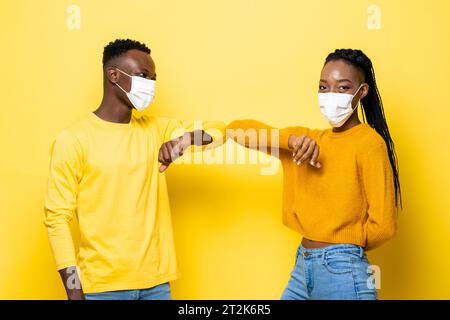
[{"x1": 102, "y1": 39, "x2": 151, "y2": 66}]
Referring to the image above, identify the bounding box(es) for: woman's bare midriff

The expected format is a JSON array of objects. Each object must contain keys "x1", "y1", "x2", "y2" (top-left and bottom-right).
[{"x1": 301, "y1": 238, "x2": 335, "y2": 249}]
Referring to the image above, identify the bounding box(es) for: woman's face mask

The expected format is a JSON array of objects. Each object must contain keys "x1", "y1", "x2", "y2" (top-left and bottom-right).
[
  {"x1": 115, "y1": 68, "x2": 155, "y2": 112},
  {"x1": 318, "y1": 84, "x2": 364, "y2": 128}
]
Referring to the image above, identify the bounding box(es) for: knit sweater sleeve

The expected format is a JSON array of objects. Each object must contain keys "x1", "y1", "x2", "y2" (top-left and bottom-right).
[
  {"x1": 359, "y1": 140, "x2": 398, "y2": 251},
  {"x1": 226, "y1": 119, "x2": 307, "y2": 153}
]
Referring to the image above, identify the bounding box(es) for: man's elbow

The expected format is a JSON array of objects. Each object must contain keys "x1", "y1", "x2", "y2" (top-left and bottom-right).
[{"x1": 43, "y1": 207, "x2": 73, "y2": 231}]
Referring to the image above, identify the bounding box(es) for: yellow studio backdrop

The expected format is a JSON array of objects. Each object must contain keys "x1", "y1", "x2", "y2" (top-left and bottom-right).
[{"x1": 1, "y1": 0, "x2": 449, "y2": 299}]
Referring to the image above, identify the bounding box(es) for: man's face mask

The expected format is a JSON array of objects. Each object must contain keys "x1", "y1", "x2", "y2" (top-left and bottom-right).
[
  {"x1": 115, "y1": 68, "x2": 155, "y2": 112},
  {"x1": 318, "y1": 84, "x2": 364, "y2": 128}
]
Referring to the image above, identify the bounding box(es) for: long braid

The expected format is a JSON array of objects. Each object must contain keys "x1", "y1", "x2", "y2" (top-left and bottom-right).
[{"x1": 325, "y1": 49, "x2": 402, "y2": 209}]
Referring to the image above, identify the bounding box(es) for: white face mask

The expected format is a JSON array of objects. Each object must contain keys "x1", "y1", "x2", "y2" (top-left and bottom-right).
[
  {"x1": 115, "y1": 68, "x2": 155, "y2": 111},
  {"x1": 318, "y1": 84, "x2": 363, "y2": 128}
]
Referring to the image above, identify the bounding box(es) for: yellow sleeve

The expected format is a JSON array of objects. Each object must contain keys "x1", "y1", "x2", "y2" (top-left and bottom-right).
[
  {"x1": 359, "y1": 141, "x2": 398, "y2": 251},
  {"x1": 158, "y1": 117, "x2": 227, "y2": 151},
  {"x1": 44, "y1": 129, "x2": 84, "y2": 270},
  {"x1": 226, "y1": 119, "x2": 311, "y2": 151}
]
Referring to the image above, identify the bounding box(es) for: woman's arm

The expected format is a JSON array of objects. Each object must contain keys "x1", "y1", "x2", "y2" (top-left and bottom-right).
[
  {"x1": 359, "y1": 141, "x2": 398, "y2": 251},
  {"x1": 226, "y1": 119, "x2": 321, "y2": 168}
]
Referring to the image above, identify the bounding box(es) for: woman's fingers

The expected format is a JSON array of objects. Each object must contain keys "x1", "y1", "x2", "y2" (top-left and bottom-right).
[
  {"x1": 310, "y1": 145, "x2": 321, "y2": 168},
  {"x1": 294, "y1": 137, "x2": 311, "y2": 163},
  {"x1": 291, "y1": 135, "x2": 321, "y2": 168},
  {"x1": 292, "y1": 135, "x2": 306, "y2": 157},
  {"x1": 299, "y1": 140, "x2": 315, "y2": 164}
]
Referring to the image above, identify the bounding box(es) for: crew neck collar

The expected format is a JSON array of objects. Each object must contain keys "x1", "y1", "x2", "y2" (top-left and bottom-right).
[
  {"x1": 88, "y1": 112, "x2": 134, "y2": 129},
  {"x1": 327, "y1": 122, "x2": 366, "y2": 138}
]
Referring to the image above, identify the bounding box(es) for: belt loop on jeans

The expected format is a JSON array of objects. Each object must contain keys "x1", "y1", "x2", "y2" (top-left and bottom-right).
[
  {"x1": 321, "y1": 248, "x2": 326, "y2": 264},
  {"x1": 359, "y1": 246, "x2": 363, "y2": 258}
]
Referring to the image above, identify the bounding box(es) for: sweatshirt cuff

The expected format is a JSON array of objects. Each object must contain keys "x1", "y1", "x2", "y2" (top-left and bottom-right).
[{"x1": 55, "y1": 260, "x2": 78, "y2": 271}]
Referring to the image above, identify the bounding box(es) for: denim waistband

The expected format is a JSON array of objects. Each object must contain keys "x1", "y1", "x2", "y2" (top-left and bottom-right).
[{"x1": 298, "y1": 243, "x2": 364, "y2": 259}]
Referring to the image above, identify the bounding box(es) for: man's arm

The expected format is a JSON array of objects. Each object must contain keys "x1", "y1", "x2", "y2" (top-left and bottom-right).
[
  {"x1": 58, "y1": 267, "x2": 85, "y2": 300},
  {"x1": 158, "y1": 130, "x2": 213, "y2": 172},
  {"x1": 44, "y1": 129, "x2": 85, "y2": 299},
  {"x1": 156, "y1": 118, "x2": 226, "y2": 172}
]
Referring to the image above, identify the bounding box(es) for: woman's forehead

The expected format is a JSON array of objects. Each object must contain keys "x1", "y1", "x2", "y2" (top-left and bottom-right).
[{"x1": 320, "y1": 60, "x2": 363, "y2": 82}]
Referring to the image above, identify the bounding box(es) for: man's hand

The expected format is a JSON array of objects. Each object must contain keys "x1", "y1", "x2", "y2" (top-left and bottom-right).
[
  {"x1": 159, "y1": 130, "x2": 212, "y2": 173},
  {"x1": 288, "y1": 134, "x2": 321, "y2": 168},
  {"x1": 58, "y1": 267, "x2": 85, "y2": 300}
]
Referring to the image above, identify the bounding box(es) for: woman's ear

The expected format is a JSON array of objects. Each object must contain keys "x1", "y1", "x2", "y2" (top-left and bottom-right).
[{"x1": 360, "y1": 83, "x2": 369, "y2": 100}]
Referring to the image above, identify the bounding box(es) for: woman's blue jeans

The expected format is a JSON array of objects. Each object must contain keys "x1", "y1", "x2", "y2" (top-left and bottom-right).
[{"x1": 281, "y1": 244, "x2": 378, "y2": 300}]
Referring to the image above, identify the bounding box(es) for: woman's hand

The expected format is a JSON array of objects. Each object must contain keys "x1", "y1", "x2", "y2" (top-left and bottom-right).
[{"x1": 288, "y1": 135, "x2": 321, "y2": 168}]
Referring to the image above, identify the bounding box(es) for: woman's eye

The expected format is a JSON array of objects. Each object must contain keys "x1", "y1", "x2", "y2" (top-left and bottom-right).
[
  {"x1": 339, "y1": 86, "x2": 350, "y2": 91},
  {"x1": 319, "y1": 86, "x2": 326, "y2": 90}
]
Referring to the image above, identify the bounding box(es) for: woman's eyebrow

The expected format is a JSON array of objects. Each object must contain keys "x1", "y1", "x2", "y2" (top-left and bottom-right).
[{"x1": 337, "y1": 79, "x2": 352, "y2": 83}]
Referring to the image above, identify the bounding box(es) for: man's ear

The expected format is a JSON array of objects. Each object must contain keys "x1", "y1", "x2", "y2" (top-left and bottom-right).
[{"x1": 105, "y1": 67, "x2": 119, "y2": 84}]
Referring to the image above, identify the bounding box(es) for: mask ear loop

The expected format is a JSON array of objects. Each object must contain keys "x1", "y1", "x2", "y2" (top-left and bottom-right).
[
  {"x1": 351, "y1": 84, "x2": 365, "y2": 111},
  {"x1": 115, "y1": 68, "x2": 132, "y2": 77},
  {"x1": 115, "y1": 82, "x2": 128, "y2": 94},
  {"x1": 114, "y1": 68, "x2": 132, "y2": 94}
]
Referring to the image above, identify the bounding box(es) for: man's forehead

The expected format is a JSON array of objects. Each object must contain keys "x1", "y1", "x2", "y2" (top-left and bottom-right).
[{"x1": 120, "y1": 49, "x2": 154, "y2": 70}]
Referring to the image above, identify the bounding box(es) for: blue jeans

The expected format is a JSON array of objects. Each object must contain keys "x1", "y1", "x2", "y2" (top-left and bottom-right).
[
  {"x1": 281, "y1": 244, "x2": 378, "y2": 300},
  {"x1": 85, "y1": 282, "x2": 171, "y2": 300}
]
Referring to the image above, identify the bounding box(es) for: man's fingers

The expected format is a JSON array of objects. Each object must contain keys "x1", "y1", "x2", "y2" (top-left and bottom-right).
[
  {"x1": 158, "y1": 147, "x2": 164, "y2": 164},
  {"x1": 165, "y1": 142, "x2": 174, "y2": 160},
  {"x1": 158, "y1": 137, "x2": 188, "y2": 174},
  {"x1": 170, "y1": 141, "x2": 184, "y2": 160},
  {"x1": 162, "y1": 144, "x2": 171, "y2": 162},
  {"x1": 159, "y1": 163, "x2": 169, "y2": 173}
]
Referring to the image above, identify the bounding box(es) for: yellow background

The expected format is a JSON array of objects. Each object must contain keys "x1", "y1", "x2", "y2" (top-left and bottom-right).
[{"x1": 1, "y1": 0, "x2": 449, "y2": 299}]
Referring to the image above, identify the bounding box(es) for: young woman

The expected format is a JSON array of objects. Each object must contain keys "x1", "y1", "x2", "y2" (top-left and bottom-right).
[{"x1": 227, "y1": 49, "x2": 401, "y2": 300}]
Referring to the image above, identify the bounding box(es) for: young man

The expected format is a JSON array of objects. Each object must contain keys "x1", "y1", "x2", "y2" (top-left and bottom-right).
[{"x1": 44, "y1": 39, "x2": 225, "y2": 300}]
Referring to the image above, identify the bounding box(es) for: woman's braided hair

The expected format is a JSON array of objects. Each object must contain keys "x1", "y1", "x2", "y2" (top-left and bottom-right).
[{"x1": 325, "y1": 49, "x2": 402, "y2": 209}]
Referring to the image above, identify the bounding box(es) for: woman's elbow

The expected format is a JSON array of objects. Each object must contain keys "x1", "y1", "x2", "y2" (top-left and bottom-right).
[{"x1": 366, "y1": 222, "x2": 397, "y2": 251}]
